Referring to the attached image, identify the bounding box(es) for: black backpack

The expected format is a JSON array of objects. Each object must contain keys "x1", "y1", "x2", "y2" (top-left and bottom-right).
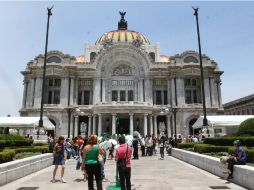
[{"x1": 117, "y1": 145, "x2": 128, "y2": 171}]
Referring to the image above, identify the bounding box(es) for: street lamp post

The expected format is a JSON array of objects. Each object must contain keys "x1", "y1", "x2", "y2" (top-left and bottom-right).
[
  {"x1": 38, "y1": 6, "x2": 53, "y2": 133},
  {"x1": 193, "y1": 7, "x2": 208, "y2": 127},
  {"x1": 171, "y1": 107, "x2": 178, "y2": 147}
]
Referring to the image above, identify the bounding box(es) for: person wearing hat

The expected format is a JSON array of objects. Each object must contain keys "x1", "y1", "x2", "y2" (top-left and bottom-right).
[{"x1": 224, "y1": 140, "x2": 246, "y2": 180}]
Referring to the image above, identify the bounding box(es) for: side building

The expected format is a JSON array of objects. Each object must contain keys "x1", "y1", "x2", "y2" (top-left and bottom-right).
[
  {"x1": 20, "y1": 13, "x2": 224, "y2": 137},
  {"x1": 223, "y1": 94, "x2": 254, "y2": 115}
]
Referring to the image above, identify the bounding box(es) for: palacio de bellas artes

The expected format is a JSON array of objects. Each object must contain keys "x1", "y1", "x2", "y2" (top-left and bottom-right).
[{"x1": 20, "y1": 12, "x2": 223, "y2": 138}]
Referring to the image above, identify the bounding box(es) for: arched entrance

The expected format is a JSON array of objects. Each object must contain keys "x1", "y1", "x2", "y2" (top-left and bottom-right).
[
  {"x1": 48, "y1": 119, "x2": 56, "y2": 138},
  {"x1": 189, "y1": 118, "x2": 199, "y2": 135}
]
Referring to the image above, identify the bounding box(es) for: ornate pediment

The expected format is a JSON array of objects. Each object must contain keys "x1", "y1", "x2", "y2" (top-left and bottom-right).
[{"x1": 112, "y1": 64, "x2": 133, "y2": 76}]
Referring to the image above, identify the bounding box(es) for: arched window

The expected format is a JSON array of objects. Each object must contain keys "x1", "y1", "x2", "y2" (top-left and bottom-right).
[
  {"x1": 90, "y1": 52, "x2": 96, "y2": 61},
  {"x1": 149, "y1": 52, "x2": 155, "y2": 61},
  {"x1": 184, "y1": 56, "x2": 198, "y2": 63},
  {"x1": 47, "y1": 56, "x2": 61, "y2": 63}
]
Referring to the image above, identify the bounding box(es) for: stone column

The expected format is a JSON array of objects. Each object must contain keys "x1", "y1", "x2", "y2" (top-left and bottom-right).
[
  {"x1": 70, "y1": 78, "x2": 75, "y2": 105},
  {"x1": 171, "y1": 78, "x2": 176, "y2": 106},
  {"x1": 34, "y1": 77, "x2": 42, "y2": 108},
  {"x1": 74, "y1": 116, "x2": 79, "y2": 137},
  {"x1": 139, "y1": 79, "x2": 144, "y2": 102},
  {"x1": 88, "y1": 115, "x2": 92, "y2": 136},
  {"x1": 102, "y1": 80, "x2": 106, "y2": 102},
  {"x1": 153, "y1": 115, "x2": 158, "y2": 138},
  {"x1": 98, "y1": 114, "x2": 102, "y2": 136},
  {"x1": 92, "y1": 115, "x2": 96, "y2": 134},
  {"x1": 144, "y1": 79, "x2": 152, "y2": 103},
  {"x1": 22, "y1": 80, "x2": 28, "y2": 108},
  {"x1": 60, "y1": 77, "x2": 69, "y2": 106},
  {"x1": 166, "y1": 114, "x2": 171, "y2": 137},
  {"x1": 134, "y1": 79, "x2": 138, "y2": 101},
  {"x1": 93, "y1": 78, "x2": 101, "y2": 104},
  {"x1": 112, "y1": 114, "x2": 116, "y2": 135},
  {"x1": 149, "y1": 115, "x2": 153, "y2": 135},
  {"x1": 129, "y1": 113, "x2": 134, "y2": 135},
  {"x1": 143, "y1": 114, "x2": 148, "y2": 136},
  {"x1": 167, "y1": 78, "x2": 171, "y2": 106}
]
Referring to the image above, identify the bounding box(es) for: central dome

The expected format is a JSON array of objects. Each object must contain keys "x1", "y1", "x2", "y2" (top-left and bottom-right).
[{"x1": 95, "y1": 30, "x2": 150, "y2": 45}]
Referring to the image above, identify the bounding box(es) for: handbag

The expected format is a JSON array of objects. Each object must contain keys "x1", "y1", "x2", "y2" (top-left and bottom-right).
[
  {"x1": 117, "y1": 145, "x2": 128, "y2": 171},
  {"x1": 98, "y1": 154, "x2": 104, "y2": 165}
]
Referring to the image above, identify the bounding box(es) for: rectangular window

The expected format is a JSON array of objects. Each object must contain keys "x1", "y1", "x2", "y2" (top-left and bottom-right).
[
  {"x1": 78, "y1": 91, "x2": 82, "y2": 105},
  {"x1": 112, "y1": 91, "x2": 118, "y2": 101},
  {"x1": 193, "y1": 90, "x2": 198, "y2": 103},
  {"x1": 49, "y1": 79, "x2": 53, "y2": 87},
  {"x1": 185, "y1": 79, "x2": 191, "y2": 87},
  {"x1": 155, "y1": 91, "x2": 162, "y2": 105},
  {"x1": 128, "y1": 90, "x2": 134, "y2": 101},
  {"x1": 163, "y1": 90, "x2": 168, "y2": 105},
  {"x1": 120, "y1": 91, "x2": 126, "y2": 101},
  {"x1": 192, "y1": 79, "x2": 197, "y2": 86},
  {"x1": 54, "y1": 79, "x2": 61, "y2": 87},
  {"x1": 252, "y1": 108, "x2": 254, "y2": 115},
  {"x1": 185, "y1": 90, "x2": 192, "y2": 104},
  {"x1": 53, "y1": 90, "x2": 60, "y2": 104},
  {"x1": 84, "y1": 91, "x2": 90, "y2": 105},
  {"x1": 48, "y1": 91, "x2": 52, "y2": 104}
]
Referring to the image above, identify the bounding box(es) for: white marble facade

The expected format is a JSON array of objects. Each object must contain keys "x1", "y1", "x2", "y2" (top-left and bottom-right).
[{"x1": 20, "y1": 15, "x2": 224, "y2": 138}]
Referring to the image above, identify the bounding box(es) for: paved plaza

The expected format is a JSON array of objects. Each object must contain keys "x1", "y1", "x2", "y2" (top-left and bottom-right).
[{"x1": 1, "y1": 155, "x2": 246, "y2": 190}]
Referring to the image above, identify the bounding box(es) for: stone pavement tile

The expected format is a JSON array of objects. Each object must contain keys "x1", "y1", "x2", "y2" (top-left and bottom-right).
[{"x1": 0, "y1": 155, "x2": 247, "y2": 190}]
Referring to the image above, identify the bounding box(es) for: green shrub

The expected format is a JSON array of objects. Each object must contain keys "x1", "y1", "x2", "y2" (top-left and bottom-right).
[
  {"x1": 33, "y1": 142, "x2": 48, "y2": 146},
  {"x1": 177, "y1": 142, "x2": 201, "y2": 149},
  {"x1": 0, "y1": 134, "x2": 33, "y2": 149},
  {"x1": 0, "y1": 134, "x2": 27, "y2": 141},
  {"x1": 194, "y1": 144, "x2": 229, "y2": 153},
  {"x1": 13, "y1": 145, "x2": 49, "y2": 154},
  {"x1": 238, "y1": 118, "x2": 254, "y2": 136},
  {"x1": 204, "y1": 137, "x2": 254, "y2": 147},
  {"x1": 0, "y1": 149, "x2": 15, "y2": 163}
]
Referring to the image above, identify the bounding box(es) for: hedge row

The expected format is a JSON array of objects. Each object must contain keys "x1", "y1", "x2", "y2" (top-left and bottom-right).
[
  {"x1": 0, "y1": 145, "x2": 49, "y2": 164},
  {"x1": 0, "y1": 149, "x2": 15, "y2": 163},
  {"x1": 193, "y1": 144, "x2": 254, "y2": 163},
  {"x1": 203, "y1": 137, "x2": 254, "y2": 147},
  {"x1": 176, "y1": 142, "x2": 201, "y2": 149},
  {"x1": 0, "y1": 134, "x2": 27, "y2": 141},
  {"x1": 0, "y1": 140, "x2": 33, "y2": 149}
]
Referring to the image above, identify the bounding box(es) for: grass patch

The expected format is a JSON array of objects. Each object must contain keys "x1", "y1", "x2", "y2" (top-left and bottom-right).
[{"x1": 14, "y1": 152, "x2": 42, "y2": 160}]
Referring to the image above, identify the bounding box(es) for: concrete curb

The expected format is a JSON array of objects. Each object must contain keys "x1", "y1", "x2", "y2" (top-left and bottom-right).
[
  {"x1": 0, "y1": 153, "x2": 53, "y2": 186},
  {"x1": 172, "y1": 148, "x2": 254, "y2": 190}
]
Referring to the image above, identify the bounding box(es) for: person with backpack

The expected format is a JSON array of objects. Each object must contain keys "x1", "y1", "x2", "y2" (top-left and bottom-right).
[{"x1": 115, "y1": 136, "x2": 132, "y2": 190}]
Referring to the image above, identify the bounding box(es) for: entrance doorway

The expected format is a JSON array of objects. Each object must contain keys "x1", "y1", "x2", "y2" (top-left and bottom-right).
[
  {"x1": 117, "y1": 118, "x2": 130, "y2": 135},
  {"x1": 48, "y1": 119, "x2": 56, "y2": 138},
  {"x1": 189, "y1": 118, "x2": 199, "y2": 135}
]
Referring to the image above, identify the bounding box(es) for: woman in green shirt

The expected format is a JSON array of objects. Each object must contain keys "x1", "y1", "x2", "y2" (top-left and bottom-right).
[{"x1": 82, "y1": 135, "x2": 103, "y2": 190}]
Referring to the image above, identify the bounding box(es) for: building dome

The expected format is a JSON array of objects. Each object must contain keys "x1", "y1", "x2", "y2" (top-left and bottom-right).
[{"x1": 95, "y1": 30, "x2": 150, "y2": 45}]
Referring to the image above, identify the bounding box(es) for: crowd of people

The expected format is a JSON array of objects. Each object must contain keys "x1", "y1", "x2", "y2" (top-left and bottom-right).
[{"x1": 48, "y1": 133, "x2": 247, "y2": 189}]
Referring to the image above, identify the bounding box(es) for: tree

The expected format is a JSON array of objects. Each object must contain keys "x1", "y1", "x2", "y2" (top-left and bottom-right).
[{"x1": 238, "y1": 118, "x2": 254, "y2": 136}]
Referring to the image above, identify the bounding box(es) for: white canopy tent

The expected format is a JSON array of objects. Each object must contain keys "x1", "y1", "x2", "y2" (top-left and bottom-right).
[
  {"x1": 192, "y1": 115, "x2": 254, "y2": 129},
  {"x1": 0, "y1": 117, "x2": 55, "y2": 130}
]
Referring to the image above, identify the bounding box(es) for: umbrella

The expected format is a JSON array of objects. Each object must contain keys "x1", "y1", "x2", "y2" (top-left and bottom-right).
[
  {"x1": 108, "y1": 139, "x2": 117, "y2": 146},
  {"x1": 125, "y1": 135, "x2": 133, "y2": 146}
]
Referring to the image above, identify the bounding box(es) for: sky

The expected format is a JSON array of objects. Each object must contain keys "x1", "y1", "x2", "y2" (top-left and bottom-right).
[{"x1": 0, "y1": 1, "x2": 254, "y2": 116}]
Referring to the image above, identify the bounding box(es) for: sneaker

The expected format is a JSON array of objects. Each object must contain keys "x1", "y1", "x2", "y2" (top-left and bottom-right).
[
  {"x1": 61, "y1": 178, "x2": 67, "y2": 183},
  {"x1": 51, "y1": 179, "x2": 56, "y2": 183}
]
